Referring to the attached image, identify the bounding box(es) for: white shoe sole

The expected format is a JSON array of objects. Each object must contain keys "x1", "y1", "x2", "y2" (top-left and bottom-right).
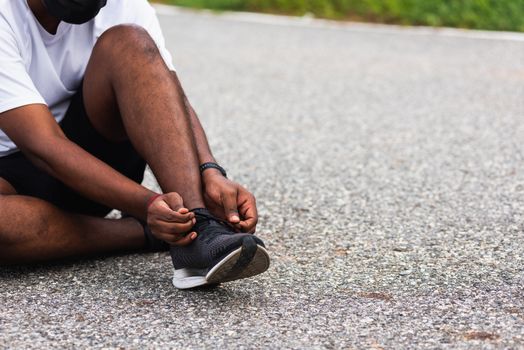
[{"x1": 172, "y1": 245, "x2": 270, "y2": 289}]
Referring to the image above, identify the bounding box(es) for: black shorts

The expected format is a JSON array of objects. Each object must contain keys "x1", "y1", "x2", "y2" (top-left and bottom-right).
[{"x1": 0, "y1": 85, "x2": 146, "y2": 217}]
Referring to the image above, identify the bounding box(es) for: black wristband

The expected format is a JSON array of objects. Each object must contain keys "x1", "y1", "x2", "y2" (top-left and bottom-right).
[{"x1": 200, "y1": 162, "x2": 227, "y2": 178}]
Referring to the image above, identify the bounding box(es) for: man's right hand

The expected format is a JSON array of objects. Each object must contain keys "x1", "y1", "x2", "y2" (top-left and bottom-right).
[{"x1": 146, "y1": 192, "x2": 197, "y2": 246}]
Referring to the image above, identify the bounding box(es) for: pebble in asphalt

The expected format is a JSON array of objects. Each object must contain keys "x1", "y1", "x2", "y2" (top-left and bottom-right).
[{"x1": 1, "y1": 7, "x2": 524, "y2": 349}]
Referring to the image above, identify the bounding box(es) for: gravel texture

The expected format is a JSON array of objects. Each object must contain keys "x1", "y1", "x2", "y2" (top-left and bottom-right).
[{"x1": 2, "y1": 7, "x2": 524, "y2": 349}]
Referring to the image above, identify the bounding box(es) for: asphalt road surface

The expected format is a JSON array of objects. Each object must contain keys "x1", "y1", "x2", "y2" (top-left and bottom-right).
[{"x1": 1, "y1": 6, "x2": 524, "y2": 349}]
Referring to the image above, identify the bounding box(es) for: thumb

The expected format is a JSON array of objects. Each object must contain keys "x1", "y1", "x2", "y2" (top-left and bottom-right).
[{"x1": 222, "y1": 190, "x2": 240, "y2": 223}]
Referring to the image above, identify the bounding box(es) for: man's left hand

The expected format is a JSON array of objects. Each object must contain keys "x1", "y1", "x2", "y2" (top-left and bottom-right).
[{"x1": 202, "y1": 172, "x2": 258, "y2": 233}]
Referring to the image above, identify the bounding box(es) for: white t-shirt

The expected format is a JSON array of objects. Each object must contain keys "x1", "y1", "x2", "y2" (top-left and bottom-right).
[{"x1": 0, "y1": 0, "x2": 174, "y2": 157}]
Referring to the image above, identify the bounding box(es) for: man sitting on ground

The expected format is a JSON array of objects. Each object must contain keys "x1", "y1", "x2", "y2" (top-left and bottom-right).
[{"x1": 0, "y1": 0, "x2": 269, "y2": 289}]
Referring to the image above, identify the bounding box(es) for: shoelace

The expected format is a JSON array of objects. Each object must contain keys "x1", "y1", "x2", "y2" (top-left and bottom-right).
[{"x1": 193, "y1": 210, "x2": 235, "y2": 243}]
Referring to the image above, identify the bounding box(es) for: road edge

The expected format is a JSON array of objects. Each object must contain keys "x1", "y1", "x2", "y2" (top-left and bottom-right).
[{"x1": 153, "y1": 3, "x2": 524, "y2": 43}]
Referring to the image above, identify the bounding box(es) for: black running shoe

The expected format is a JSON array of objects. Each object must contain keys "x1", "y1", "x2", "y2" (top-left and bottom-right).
[{"x1": 170, "y1": 208, "x2": 270, "y2": 289}]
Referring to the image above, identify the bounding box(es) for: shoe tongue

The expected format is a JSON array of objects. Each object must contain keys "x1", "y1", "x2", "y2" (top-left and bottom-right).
[
  {"x1": 191, "y1": 208, "x2": 219, "y2": 230},
  {"x1": 191, "y1": 208, "x2": 210, "y2": 215},
  {"x1": 191, "y1": 208, "x2": 233, "y2": 236}
]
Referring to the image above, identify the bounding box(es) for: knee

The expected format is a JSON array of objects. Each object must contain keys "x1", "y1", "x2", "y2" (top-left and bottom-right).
[
  {"x1": 0, "y1": 195, "x2": 50, "y2": 246},
  {"x1": 95, "y1": 24, "x2": 160, "y2": 62}
]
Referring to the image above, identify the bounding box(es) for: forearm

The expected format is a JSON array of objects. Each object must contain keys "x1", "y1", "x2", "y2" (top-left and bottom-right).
[{"x1": 28, "y1": 137, "x2": 154, "y2": 220}]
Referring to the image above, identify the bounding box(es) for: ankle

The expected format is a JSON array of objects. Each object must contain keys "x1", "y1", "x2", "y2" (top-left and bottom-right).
[
  {"x1": 183, "y1": 198, "x2": 206, "y2": 211},
  {"x1": 122, "y1": 217, "x2": 148, "y2": 249}
]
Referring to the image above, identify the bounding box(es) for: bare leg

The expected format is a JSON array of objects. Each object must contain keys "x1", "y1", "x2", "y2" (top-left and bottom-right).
[
  {"x1": 82, "y1": 24, "x2": 205, "y2": 210},
  {"x1": 0, "y1": 184, "x2": 145, "y2": 264}
]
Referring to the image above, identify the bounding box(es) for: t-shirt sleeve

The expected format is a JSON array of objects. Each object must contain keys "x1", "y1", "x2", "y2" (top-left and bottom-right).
[
  {"x1": 131, "y1": 1, "x2": 176, "y2": 71},
  {"x1": 0, "y1": 24, "x2": 46, "y2": 115}
]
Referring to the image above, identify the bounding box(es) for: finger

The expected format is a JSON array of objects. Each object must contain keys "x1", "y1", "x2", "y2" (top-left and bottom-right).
[
  {"x1": 154, "y1": 230, "x2": 197, "y2": 246},
  {"x1": 230, "y1": 222, "x2": 242, "y2": 233},
  {"x1": 178, "y1": 208, "x2": 195, "y2": 221},
  {"x1": 151, "y1": 216, "x2": 196, "y2": 234},
  {"x1": 151, "y1": 202, "x2": 193, "y2": 222},
  {"x1": 222, "y1": 189, "x2": 240, "y2": 224},
  {"x1": 166, "y1": 220, "x2": 196, "y2": 234},
  {"x1": 238, "y1": 194, "x2": 258, "y2": 233},
  {"x1": 170, "y1": 232, "x2": 197, "y2": 246},
  {"x1": 160, "y1": 211, "x2": 194, "y2": 223},
  {"x1": 239, "y1": 218, "x2": 257, "y2": 233},
  {"x1": 178, "y1": 208, "x2": 189, "y2": 214}
]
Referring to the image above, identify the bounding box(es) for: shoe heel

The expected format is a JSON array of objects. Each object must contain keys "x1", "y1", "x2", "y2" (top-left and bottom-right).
[
  {"x1": 206, "y1": 236, "x2": 264, "y2": 284},
  {"x1": 229, "y1": 236, "x2": 258, "y2": 275}
]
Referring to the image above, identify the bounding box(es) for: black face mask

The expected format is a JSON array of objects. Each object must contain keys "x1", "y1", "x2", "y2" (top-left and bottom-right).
[{"x1": 42, "y1": 0, "x2": 108, "y2": 25}]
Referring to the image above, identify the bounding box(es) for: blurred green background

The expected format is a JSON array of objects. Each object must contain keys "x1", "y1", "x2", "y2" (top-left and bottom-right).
[{"x1": 156, "y1": 0, "x2": 524, "y2": 32}]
